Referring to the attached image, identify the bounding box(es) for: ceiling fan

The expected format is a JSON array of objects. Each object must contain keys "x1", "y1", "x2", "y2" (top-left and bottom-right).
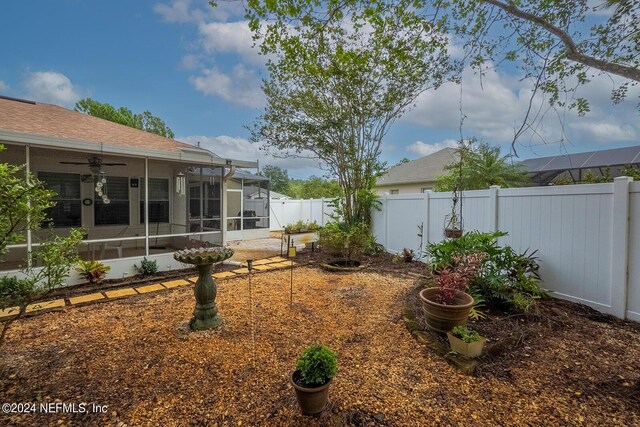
[{"x1": 60, "y1": 156, "x2": 126, "y2": 174}]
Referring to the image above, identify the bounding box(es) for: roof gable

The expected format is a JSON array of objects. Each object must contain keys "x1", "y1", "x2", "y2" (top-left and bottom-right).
[{"x1": 377, "y1": 147, "x2": 458, "y2": 185}]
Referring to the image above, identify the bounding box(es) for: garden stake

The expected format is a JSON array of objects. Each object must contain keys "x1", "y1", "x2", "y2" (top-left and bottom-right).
[
  {"x1": 290, "y1": 258, "x2": 294, "y2": 308},
  {"x1": 246, "y1": 259, "x2": 257, "y2": 414}
]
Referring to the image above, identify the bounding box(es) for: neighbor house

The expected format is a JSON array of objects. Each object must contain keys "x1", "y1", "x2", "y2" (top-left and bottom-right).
[
  {"x1": 0, "y1": 95, "x2": 269, "y2": 282},
  {"x1": 375, "y1": 147, "x2": 458, "y2": 195}
]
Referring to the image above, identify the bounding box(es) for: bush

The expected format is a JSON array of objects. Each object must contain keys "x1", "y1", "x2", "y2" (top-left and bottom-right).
[
  {"x1": 134, "y1": 257, "x2": 158, "y2": 277},
  {"x1": 295, "y1": 345, "x2": 337, "y2": 387},
  {"x1": 319, "y1": 221, "x2": 379, "y2": 262},
  {"x1": 425, "y1": 231, "x2": 546, "y2": 312},
  {"x1": 0, "y1": 276, "x2": 35, "y2": 309},
  {"x1": 284, "y1": 220, "x2": 320, "y2": 234},
  {"x1": 75, "y1": 260, "x2": 111, "y2": 285}
]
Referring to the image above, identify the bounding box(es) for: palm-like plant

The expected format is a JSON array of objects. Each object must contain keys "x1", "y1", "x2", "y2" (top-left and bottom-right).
[{"x1": 435, "y1": 140, "x2": 530, "y2": 191}]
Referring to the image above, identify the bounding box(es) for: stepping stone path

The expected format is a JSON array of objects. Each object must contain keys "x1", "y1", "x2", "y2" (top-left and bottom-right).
[{"x1": 0, "y1": 256, "x2": 298, "y2": 320}]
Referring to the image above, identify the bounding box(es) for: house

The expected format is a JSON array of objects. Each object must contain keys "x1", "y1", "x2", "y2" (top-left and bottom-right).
[
  {"x1": 520, "y1": 145, "x2": 640, "y2": 185},
  {"x1": 0, "y1": 95, "x2": 269, "y2": 281},
  {"x1": 375, "y1": 147, "x2": 458, "y2": 195}
]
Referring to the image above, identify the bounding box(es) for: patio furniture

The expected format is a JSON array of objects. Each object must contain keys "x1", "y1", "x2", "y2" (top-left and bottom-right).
[{"x1": 100, "y1": 227, "x2": 128, "y2": 259}]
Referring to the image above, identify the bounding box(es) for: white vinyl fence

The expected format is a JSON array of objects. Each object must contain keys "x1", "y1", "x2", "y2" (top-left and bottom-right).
[
  {"x1": 276, "y1": 177, "x2": 639, "y2": 321},
  {"x1": 269, "y1": 198, "x2": 335, "y2": 230}
]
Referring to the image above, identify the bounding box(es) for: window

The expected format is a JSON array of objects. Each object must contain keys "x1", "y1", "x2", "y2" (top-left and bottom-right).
[
  {"x1": 95, "y1": 176, "x2": 129, "y2": 225},
  {"x1": 243, "y1": 180, "x2": 270, "y2": 229},
  {"x1": 421, "y1": 187, "x2": 431, "y2": 193},
  {"x1": 38, "y1": 172, "x2": 81, "y2": 227},
  {"x1": 140, "y1": 178, "x2": 169, "y2": 223},
  {"x1": 390, "y1": 189, "x2": 399, "y2": 195}
]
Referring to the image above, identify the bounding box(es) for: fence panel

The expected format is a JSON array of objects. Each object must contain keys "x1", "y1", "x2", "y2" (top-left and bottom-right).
[{"x1": 627, "y1": 181, "x2": 640, "y2": 321}]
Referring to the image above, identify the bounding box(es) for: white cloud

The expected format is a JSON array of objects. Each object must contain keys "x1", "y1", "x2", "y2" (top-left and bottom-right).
[
  {"x1": 189, "y1": 64, "x2": 264, "y2": 108},
  {"x1": 0, "y1": 80, "x2": 9, "y2": 92},
  {"x1": 179, "y1": 135, "x2": 324, "y2": 177},
  {"x1": 180, "y1": 54, "x2": 202, "y2": 70},
  {"x1": 154, "y1": 0, "x2": 244, "y2": 23},
  {"x1": 569, "y1": 122, "x2": 637, "y2": 142},
  {"x1": 407, "y1": 139, "x2": 458, "y2": 157},
  {"x1": 198, "y1": 21, "x2": 264, "y2": 65},
  {"x1": 23, "y1": 71, "x2": 82, "y2": 106}
]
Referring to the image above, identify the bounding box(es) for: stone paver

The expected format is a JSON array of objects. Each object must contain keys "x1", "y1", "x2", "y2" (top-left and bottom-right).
[
  {"x1": 213, "y1": 271, "x2": 236, "y2": 279},
  {"x1": 69, "y1": 293, "x2": 105, "y2": 305},
  {"x1": 25, "y1": 299, "x2": 66, "y2": 314},
  {"x1": 164, "y1": 279, "x2": 191, "y2": 288},
  {"x1": 135, "y1": 283, "x2": 166, "y2": 294},
  {"x1": 0, "y1": 306, "x2": 20, "y2": 320},
  {"x1": 267, "y1": 256, "x2": 288, "y2": 263},
  {"x1": 105, "y1": 288, "x2": 138, "y2": 299},
  {"x1": 271, "y1": 261, "x2": 296, "y2": 268},
  {"x1": 232, "y1": 268, "x2": 250, "y2": 274},
  {"x1": 253, "y1": 264, "x2": 277, "y2": 271},
  {"x1": 253, "y1": 259, "x2": 276, "y2": 266}
]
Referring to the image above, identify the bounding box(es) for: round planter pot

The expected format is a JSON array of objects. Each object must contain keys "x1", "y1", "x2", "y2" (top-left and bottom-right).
[
  {"x1": 291, "y1": 372, "x2": 332, "y2": 415},
  {"x1": 444, "y1": 228, "x2": 463, "y2": 238},
  {"x1": 419, "y1": 287, "x2": 474, "y2": 333}
]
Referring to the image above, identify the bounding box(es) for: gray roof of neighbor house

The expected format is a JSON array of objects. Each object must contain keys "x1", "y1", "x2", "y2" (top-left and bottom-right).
[
  {"x1": 377, "y1": 147, "x2": 458, "y2": 186},
  {"x1": 520, "y1": 145, "x2": 640, "y2": 184},
  {"x1": 0, "y1": 95, "x2": 257, "y2": 168}
]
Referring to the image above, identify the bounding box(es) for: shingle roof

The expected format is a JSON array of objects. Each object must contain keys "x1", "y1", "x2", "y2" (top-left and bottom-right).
[
  {"x1": 0, "y1": 96, "x2": 193, "y2": 153},
  {"x1": 377, "y1": 147, "x2": 458, "y2": 186}
]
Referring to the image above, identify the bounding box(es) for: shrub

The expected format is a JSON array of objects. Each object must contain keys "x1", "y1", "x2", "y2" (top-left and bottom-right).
[
  {"x1": 295, "y1": 345, "x2": 337, "y2": 387},
  {"x1": 75, "y1": 260, "x2": 111, "y2": 285},
  {"x1": 451, "y1": 325, "x2": 482, "y2": 343},
  {"x1": 435, "y1": 252, "x2": 485, "y2": 304},
  {"x1": 425, "y1": 231, "x2": 546, "y2": 312},
  {"x1": 319, "y1": 221, "x2": 377, "y2": 262},
  {"x1": 284, "y1": 220, "x2": 320, "y2": 234},
  {"x1": 134, "y1": 257, "x2": 158, "y2": 277}
]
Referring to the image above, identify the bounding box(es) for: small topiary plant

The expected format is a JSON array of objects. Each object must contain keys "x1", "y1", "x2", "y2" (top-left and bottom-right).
[
  {"x1": 134, "y1": 257, "x2": 158, "y2": 277},
  {"x1": 295, "y1": 344, "x2": 337, "y2": 387},
  {"x1": 451, "y1": 325, "x2": 482, "y2": 343}
]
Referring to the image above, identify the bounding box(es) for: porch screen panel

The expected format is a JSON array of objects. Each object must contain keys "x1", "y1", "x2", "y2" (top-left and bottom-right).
[
  {"x1": 95, "y1": 176, "x2": 129, "y2": 225},
  {"x1": 140, "y1": 178, "x2": 169, "y2": 223},
  {"x1": 242, "y1": 180, "x2": 269, "y2": 229},
  {"x1": 38, "y1": 172, "x2": 81, "y2": 227}
]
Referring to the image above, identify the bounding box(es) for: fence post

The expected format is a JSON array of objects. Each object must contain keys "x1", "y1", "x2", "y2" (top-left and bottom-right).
[
  {"x1": 488, "y1": 185, "x2": 500, "y2": 232},
  {"x1": 611, "y1": 176, "x2": 631, "y2": 319},
  {"x1": 424, "y1": 191, "x2": 431, "y2": 244}
]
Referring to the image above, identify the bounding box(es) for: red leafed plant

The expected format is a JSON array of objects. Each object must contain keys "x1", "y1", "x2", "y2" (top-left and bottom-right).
[{"x1": 435, "y1": 252, "x2": 486, "y2": 304}]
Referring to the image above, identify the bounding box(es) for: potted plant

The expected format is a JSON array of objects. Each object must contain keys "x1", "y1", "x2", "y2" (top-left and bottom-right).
[
  {"x1": 444, "y1": 212, "x2": 463, "y2": 238},
  {"x1": 291, "y1": 344, "x2": 337, "y2": 415},
  {"x1": 447, "y1": 325, "x2": 486, "y2": 358},
  {"x1": 419, "y1": 252, "x2": 485, "y2": 333}
]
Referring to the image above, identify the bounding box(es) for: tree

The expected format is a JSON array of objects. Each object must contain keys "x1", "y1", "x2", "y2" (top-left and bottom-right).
[
  {"x1": 75, "y1": 98, "x2": 175, "y2": 139},
  {"x1": 434, "y1": 140, "x2": 530, "y2": 191},
  {"x1": 245, "y1": 0, "x2": 451, "y2": 224},
  {"x1": 289, "y1": 176, "x2": 343, "y2": 199},
  {"x1": 431, "y1": 0, "x2": 639, "y2": 148},
  {"x1": 259, "y1": 165, "x2": 290, "y2": 194},
  {"x1": 0, "y1": 145, "x2": 84, "y2": 346}
]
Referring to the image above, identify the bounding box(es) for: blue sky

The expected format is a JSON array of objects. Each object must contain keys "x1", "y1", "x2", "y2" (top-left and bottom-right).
[{"x1": 1, "y1": 0, "x2": 638, "y2": 179}]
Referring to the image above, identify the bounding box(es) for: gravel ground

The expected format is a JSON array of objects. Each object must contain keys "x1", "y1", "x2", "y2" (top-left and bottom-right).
[{"x1": 0, "y1": 265, "x2": 638, "y2": 426}]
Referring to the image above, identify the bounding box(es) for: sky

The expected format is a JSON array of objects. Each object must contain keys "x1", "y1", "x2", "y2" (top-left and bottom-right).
[{"x1": 0, "y1": 0, "x2": 638, "y2": 179}]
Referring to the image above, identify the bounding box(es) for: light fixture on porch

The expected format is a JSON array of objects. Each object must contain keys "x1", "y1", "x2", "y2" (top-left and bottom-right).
[
  {"x1": 176, "y1": 172, "x2": 186, "y2": 196},
  {"x1": 95, "y1": 171, "x2": 110, "y2": 204}
]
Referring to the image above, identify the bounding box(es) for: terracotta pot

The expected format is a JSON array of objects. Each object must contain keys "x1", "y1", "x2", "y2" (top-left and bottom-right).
[
  {"x1": 291, "y1": 372, "x2": 332, "y2": 415},
  {"x1": 444, "y1": 228, "x2": 463, "y2": 238},
  {"x1": 419, "y1": 287, "x2": 474, "y2": 333},
  {"x1": 447, "y1": 333, "x2": 486, "y2": 358}
]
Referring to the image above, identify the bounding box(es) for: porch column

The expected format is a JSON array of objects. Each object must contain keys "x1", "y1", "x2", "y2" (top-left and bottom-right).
[
  {"x1": 25, "y1": 145, "x2": 32, "y2": 268},
  {"x1": 144, "y1": 157, "x2": 149, "y2": 256},
  {"x1": 221, "y1": 167, "x2": 227, "y2": 246}
]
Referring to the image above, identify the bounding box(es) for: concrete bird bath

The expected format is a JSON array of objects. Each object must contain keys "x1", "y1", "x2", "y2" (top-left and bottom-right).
[{"x1": 173, "y1": 247, "x2": 234, "y2": 330}]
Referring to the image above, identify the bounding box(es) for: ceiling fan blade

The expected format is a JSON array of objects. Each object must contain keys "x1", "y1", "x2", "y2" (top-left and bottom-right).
[
  {"x1": 102, "y1": 163, "x2": 127, "y2": 166},
  {"x1": 60, "y1": 161, "x2": 90, "y2": 165}
]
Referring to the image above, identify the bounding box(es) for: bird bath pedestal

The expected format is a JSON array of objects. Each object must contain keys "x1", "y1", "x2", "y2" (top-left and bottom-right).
[{"x1": 173, "y1": 247, "x2": 234, "y2": 331}]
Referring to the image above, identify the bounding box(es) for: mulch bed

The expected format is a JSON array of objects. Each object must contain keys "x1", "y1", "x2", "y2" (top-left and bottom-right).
[{"x1": 0, "y1": 255, "x2": 639, "y2": 426}]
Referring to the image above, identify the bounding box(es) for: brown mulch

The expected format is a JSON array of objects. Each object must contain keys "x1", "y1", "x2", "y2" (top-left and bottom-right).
[{"x1": 0, "y1": 257, "x2": 639, "y2": 426}]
